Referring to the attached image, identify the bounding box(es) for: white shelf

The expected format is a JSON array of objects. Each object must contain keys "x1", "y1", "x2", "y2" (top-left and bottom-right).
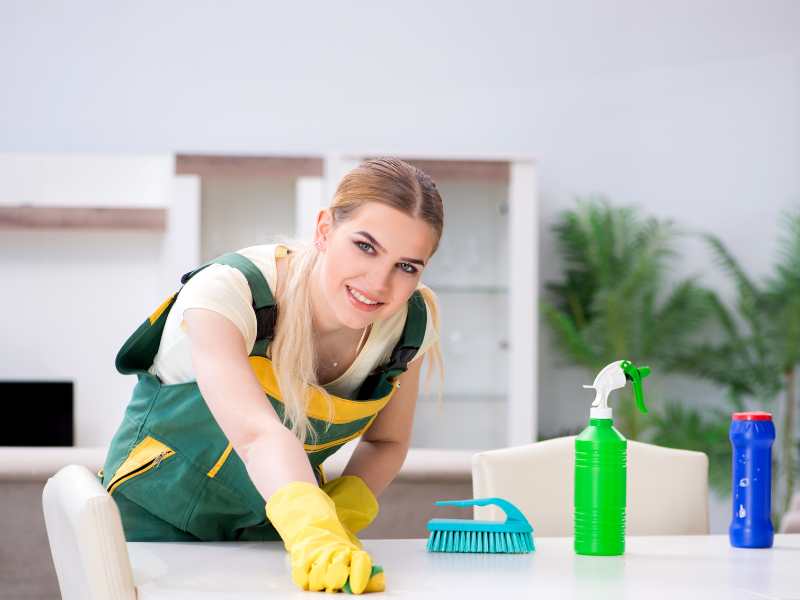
[
  {"x1": 418, "y1": 394, "x2": 507, "y2": 404},
  {"x1": 428, "y1": 285, "x2": 509, "y2": 294},
  {"x1": 0, "y1": 206, "x2": 167, "y2": 230}
]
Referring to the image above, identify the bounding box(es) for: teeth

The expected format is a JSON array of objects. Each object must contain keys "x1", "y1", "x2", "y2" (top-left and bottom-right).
[{"x1": 349, "y1": 286, "x2": 379, "y2": 305}]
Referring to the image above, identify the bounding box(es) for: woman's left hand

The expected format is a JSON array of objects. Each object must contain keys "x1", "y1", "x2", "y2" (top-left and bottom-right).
[{"x1": 322, "y1": 475, "x2": 379, "y2": 548}]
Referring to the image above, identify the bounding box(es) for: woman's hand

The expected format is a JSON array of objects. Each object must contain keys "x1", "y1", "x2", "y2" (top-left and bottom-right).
[
  {"x1": 322, "y1": 475, "x2": 380, "y2": 547},
  {"x1": 266, "y1": 481, "x2": 385, "y2": 593}
]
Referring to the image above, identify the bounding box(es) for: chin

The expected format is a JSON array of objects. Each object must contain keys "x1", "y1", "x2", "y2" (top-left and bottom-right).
[{"x1": 338, "y1": 307, "x2": 378, "y2": 329}]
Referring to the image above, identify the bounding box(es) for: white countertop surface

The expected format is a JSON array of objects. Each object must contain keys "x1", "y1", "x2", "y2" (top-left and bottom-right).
[{"x1": 128, "y1": 534, "x2": 800, "y2": 599}]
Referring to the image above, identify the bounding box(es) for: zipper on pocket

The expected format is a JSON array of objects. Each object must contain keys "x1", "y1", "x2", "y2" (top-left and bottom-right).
[{"x1": 106, "y1": 436, "x2": 176, "y2": 495}]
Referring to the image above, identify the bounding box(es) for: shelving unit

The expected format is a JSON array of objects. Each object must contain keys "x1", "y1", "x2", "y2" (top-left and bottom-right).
[
  {"x1": 428, "y1": 285, "x2": 508, "y2": 294},
  {"x1": 419, "y1": 166, "x2": 511, "y2": 450},
  {"x1": 0, "y1": 206, "x2": 167, "y2": 230},
  {"x1": 175, "y1": 154, "x2": 323, "y2": 261}
]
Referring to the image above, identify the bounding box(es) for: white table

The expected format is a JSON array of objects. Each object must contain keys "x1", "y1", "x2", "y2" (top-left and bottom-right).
[{"x1": 128, "y1": 535, "x2": 800, "y2": 599}]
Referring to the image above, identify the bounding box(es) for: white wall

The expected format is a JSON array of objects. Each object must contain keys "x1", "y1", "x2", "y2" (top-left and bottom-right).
[{"x1": 2, "y1": 1, "x2": 799, "y2": 442}]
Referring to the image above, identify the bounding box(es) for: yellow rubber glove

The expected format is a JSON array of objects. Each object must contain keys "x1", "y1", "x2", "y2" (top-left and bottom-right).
[
  {"x1": 265, "y1": 481, "x2": 381, "y2": 594},
  {"x1": 322, "y1": 475, "x2": 379, "y2": 549}
]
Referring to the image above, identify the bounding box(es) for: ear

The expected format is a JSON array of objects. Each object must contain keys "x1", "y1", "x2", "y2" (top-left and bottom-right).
[{"x1": 314, "y1": 209, "x2": 334, "y2": 247}]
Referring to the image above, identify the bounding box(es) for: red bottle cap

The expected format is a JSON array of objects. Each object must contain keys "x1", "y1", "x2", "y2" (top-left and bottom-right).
[{"x1": 732, "y1": 411, "x2": 772, "y2": 421}]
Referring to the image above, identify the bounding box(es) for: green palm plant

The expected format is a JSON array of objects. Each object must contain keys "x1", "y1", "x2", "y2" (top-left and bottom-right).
[
  {"x1": 543, "y1": 198, "x2": 715, "y2": 439},
  {"x1": 668, "y1": 209, "x2": 800, "y2": 514},
  {"x1": 768, "y1": 211, "x2": 800, "y2": 513}
]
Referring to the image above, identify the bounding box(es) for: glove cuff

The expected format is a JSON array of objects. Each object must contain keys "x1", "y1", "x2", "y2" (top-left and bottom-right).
[
  {"x1": 322, "y1": 475, "x2": 379, "y2": 534},
  {"x1": 266, "y1": 481, "x2": 350, "y2": 548}
]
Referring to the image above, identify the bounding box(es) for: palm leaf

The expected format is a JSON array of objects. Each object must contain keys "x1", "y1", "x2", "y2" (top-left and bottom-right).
[{"x1": 541, "y1": 301, "x2": 602, "y2": 367}]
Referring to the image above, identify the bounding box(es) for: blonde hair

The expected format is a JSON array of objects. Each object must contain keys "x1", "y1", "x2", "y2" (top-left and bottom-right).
[{"x1": 270, "y1": 158, "x2": 445, "y2": 443}]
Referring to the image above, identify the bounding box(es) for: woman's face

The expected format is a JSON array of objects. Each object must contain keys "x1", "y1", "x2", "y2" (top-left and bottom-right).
[{"x1": 315, "y1": 202, "x2": 437, "y2": 330}]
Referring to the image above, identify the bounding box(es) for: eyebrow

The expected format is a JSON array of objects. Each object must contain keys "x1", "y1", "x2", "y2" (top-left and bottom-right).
[{"x1": 354, "y1": 231, "x2": 426, "y2": 266}]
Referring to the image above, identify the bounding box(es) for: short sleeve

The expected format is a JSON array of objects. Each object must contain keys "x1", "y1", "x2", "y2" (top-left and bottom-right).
[
  {"x1": 409, "y1": 285, "x2": 441, "y2": 363},
  {"x1": 174, "y1": 263, "x2": 258, "y2": 351}
]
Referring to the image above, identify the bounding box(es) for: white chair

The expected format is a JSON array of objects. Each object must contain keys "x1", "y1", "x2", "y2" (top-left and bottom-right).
[
  {"x1": 42, "y1": 464, "x2": 136, "y2": 600},
  {"x1": 472, "y1": 436, "x2": 709, "y2": 536}
]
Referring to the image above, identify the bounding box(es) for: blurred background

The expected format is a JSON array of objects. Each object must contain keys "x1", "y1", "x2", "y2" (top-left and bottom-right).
[{"x1": 1, "y1": 0, "x2": 798, "y2": 542}]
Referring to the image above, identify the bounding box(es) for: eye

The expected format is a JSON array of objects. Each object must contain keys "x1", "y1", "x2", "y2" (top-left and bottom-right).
[
  {"x1": 354, "y1": 239, "x2": 419, "y2": 274},
  {"x1": 355, "y1": 240, "x2": 375, "y2": 254}
]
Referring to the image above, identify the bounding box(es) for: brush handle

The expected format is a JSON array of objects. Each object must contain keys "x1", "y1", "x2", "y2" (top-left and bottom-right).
[{"x1": 434, "y1": 497, "x2": 529, "y2": 526}]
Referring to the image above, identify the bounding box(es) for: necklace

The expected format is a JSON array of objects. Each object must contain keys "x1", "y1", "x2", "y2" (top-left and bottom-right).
[{"x1": 330, "y1": 325, "x2": 370, "y2": 368}]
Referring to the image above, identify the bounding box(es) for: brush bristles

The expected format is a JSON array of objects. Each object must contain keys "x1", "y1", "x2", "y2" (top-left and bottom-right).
[{"x1": 426, "y1": 529, "x2": 534, "y2": 553}]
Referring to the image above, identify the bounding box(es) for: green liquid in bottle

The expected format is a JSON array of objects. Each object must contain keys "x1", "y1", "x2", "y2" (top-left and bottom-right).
[{"x1": 574, "y1": 418, "x2": 627, "y2": 556}]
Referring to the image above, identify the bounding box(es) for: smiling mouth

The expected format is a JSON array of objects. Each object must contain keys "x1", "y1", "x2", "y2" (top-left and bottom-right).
[{"x1": 346, "y1": 285, "x2": 384, "y2": 307}]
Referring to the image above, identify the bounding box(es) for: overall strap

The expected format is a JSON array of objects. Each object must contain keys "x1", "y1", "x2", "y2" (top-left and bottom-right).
[
  {"x1": 116, "y1": 252, "x2": 278, "y2": 376},
  {"x1": 386, "y1": 290, "x2": 428, "y2": 377},
  {"x1": 355, "y1": 290, "x2": 428, "y2": 400},
  {"x1": 181, "y1": 252, "x2": 279, "y2": 346},
  {"x1": 181, "y1": 252, "x2": 275, "y2": 309}
]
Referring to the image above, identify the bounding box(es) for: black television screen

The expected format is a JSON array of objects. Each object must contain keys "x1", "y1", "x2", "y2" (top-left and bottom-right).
[{"x1": 0, "y1": 381, "x2": 74, "y2": 446}]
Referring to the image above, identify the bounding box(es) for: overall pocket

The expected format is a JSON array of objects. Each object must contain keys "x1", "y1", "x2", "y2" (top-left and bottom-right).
[{"x1": 106, "y1": 435, "x2": 176, "y2": 495}]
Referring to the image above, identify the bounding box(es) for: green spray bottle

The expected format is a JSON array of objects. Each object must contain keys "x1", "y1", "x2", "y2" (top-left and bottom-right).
[{"x1": 574, "y1": 359, "x2": 650, "y2": 556}]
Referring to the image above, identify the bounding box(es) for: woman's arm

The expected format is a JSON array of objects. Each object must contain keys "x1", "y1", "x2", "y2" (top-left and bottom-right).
[
  {"x1": 340, "y1": 356, "x2": 423, "y2": 497},
  {"x1": 183, "y1": 307, "x2": 317, "y2": 499}
]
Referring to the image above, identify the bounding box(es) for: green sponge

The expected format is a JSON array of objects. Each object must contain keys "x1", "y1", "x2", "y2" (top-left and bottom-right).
[{"x1": 343, "y1": 565, "x2": 385, "y2": 594}]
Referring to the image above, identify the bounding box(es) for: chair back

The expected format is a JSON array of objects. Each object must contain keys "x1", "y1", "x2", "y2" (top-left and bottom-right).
[
  {"x1": 472, "y1": 436, "x2": 709, "y2": 536},
  {"x1": 42, "y1": 464, "x2": 136, "y2": 600}
]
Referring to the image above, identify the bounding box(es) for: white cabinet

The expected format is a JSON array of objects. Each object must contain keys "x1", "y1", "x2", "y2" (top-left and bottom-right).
[
  {"x1": 416, "y1": 177, "x2": 510, "y2": 450},
  {"x1": 174, "y1": 155, "x2": 323, "y2": 262}
]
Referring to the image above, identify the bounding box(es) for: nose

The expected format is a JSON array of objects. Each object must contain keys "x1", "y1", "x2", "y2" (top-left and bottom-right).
[{"x1": 365, "y1": 264, "x2": 392, "y2": 298}]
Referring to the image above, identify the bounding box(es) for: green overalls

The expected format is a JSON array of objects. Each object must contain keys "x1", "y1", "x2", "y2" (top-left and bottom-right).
[{"x1": 99, "y1": 250, "x2": 427, "y2": 542}]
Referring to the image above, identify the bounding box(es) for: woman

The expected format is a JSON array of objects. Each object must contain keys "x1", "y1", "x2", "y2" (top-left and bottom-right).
[{"x1": 100, "y1": 158, "x2": 444, "y2": 594}]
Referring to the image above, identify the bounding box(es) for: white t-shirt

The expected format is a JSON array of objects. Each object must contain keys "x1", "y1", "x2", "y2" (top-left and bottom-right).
[{"x1": 148, "y1": 244, "x2": 439, "y2": 399}]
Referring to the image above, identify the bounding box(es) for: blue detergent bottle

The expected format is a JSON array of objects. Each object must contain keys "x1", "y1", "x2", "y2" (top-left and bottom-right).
[{"x1": 729, "y1": 411, "x2": 775, "y2": 548}]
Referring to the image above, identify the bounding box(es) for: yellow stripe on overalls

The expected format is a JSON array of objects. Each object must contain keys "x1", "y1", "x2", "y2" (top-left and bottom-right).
[
  {"x1": 207, "y1": 443, "x2": 233, "y2": 478},
  {"x1": 201, "y1": 359, "x2": 396, "y2": 476},
  {"x1": 303, "y1": 414, "x2": 381, "y2": 453},
  {"x1": 148, "y1": 293, "x2": 178, "y2": 325},
  {"x1": 203, "y1": 415, "x2": 381, "y2": 478},
  {"x1": 248, "y1": 356, "x2": 395, "y2": 423}
]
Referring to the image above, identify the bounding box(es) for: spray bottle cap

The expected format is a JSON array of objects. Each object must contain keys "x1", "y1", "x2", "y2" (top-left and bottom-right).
[{"x1": 582, "y1": 359, "x2": 650, "y2": 419}]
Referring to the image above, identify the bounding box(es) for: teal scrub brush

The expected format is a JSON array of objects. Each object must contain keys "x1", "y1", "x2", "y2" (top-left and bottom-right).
[{"x1": 426, "y1": 497, "x2": 534, "y2": 553}]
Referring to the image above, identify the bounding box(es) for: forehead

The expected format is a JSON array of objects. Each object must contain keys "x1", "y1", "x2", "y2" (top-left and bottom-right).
[{"x1": 337, "y1": 202, "x2": 437, "y2": 259}]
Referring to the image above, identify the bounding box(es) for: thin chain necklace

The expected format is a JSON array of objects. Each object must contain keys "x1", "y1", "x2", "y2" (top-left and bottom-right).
[{"x1": 330, "y1": 325, "x2": 370, "y2": 368}]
